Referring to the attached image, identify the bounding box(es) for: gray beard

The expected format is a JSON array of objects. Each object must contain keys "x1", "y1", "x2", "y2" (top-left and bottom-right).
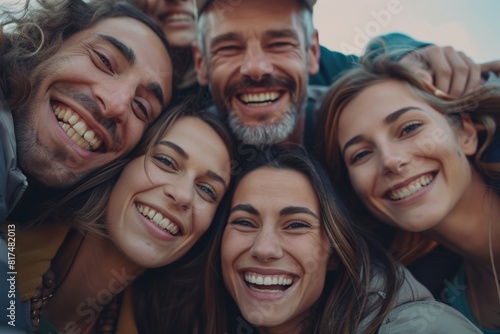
[{"x1": 228, "y1": 105, "x2": 299, "y2": 146}]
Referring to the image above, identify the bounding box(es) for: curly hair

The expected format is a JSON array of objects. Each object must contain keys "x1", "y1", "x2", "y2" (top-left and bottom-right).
[{"x1": 0, "y1": 0, "x2": 171, "y2": 109}]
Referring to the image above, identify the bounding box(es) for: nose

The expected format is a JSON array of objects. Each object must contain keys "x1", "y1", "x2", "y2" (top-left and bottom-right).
[
  {"x1": 95, "y1": 80, "x2": 135, "y2": 124},
  {"x1": 163, "y1": 176, "x2": 194, "y2": 211},
  {"x1": 379, "y1": 144, "x2": 412, "y2": 176},
  {"x1": 249, "y1": 228, "x2": 283, "y2": 262},
  {"x1": 240, "y1": 43, "x2": 273, "y2": 81}
]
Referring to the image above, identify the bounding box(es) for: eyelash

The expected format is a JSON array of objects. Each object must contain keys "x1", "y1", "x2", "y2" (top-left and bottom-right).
[
  {"x1": 133, "y1": 98, "x2": 149, "y2": 122},
  {"x1": 198, "y1": 184, "x2": 217, "y2": 201},
  {"x1": 94, "y1": 50, "x2": 113, "y2": 72},
  {"x1": 286, "y1": 221, "x2": 311, "y2": 229},
  {"x1": 231, "y1": 219, "x2": 254, "y2": 228},
  {"x1": 400, "y1": 121, "x2": 423, "y2": 136},
  {"x1": 154, "y1": 154, "x2": 176, "y2": 170}
]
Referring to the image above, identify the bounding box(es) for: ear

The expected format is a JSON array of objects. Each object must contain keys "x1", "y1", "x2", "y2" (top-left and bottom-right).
[
  {"x1": 307, "y1": 29, "x2": 320, "y2": 76},
  {"x1": 458, "y1": 114, "x2": 478, "y2": 157},
  {"x1": 192, "y1": 41, "x2": 209, "y2": 86}
]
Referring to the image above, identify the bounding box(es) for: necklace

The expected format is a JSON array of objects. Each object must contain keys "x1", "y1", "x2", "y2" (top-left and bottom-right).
[
  {"x1": 30, "y1": 269, "x2": 121, "y2": 333},
  {"x1": 29, "y1": 229, "x2": 122, "y2": 333}
]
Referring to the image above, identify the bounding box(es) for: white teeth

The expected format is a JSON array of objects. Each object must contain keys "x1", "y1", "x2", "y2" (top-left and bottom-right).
[
  {"x1": 53, "y1": 105, "x2": 103, "y2": 151},
  {"x1": 389, "y1": 174, "x2": 434, "y2": 201},
  {"x1": 165, "y1": 13, "x2": 193, "y2": 22},
  {"x1": 244, "y1": 273, "x2": 293, "y2": 288},
  {"x1": 136, "y1": 204, "x2": 180, "y2": 236},
  {"x1": 240, "y1": 92, "x2": 280, "y2": 104}
]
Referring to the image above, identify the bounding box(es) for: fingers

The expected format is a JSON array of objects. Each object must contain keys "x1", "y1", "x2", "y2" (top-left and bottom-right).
[
  {"x1": 404, "y1": 45, "x2": 482, "y2": 97},
  {"x1": 480, "y1": 60, "x2": 500, "y2": 75}
]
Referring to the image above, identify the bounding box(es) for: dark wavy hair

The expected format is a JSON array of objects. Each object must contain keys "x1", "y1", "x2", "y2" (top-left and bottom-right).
[
  {"x1": 0, "y1": 0, "x2": 172, "y2": 109},
  {"x1": 204, "y1": 144, "x2": 400, "y2": 334}
]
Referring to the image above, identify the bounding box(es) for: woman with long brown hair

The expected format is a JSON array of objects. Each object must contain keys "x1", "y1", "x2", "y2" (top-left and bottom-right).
[{"x1": 317, "y1": 56, "x2": 500, "y2": 332}]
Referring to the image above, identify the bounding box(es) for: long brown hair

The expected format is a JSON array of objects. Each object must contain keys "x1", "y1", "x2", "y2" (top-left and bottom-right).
[
  {"x1": 316, "y1": 56, "x2": 500, "y2": 263},
  {"x1": 205, "y1": 145, "x2": 400, "y2": 334}
]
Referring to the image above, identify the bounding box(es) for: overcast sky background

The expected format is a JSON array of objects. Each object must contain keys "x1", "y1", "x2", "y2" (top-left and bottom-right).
[{"x1": 313, "y1": 0, "x2": 499, "y2": 63}]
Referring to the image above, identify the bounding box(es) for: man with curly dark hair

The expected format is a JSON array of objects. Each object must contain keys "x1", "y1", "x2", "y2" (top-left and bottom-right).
[{"x1": 0, "y1": 0, "x2": 174, "y2": 330}]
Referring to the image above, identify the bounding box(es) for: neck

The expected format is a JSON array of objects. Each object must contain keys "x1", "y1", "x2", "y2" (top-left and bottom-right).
[
  {"x1": 43, "y1": 233, "x2": 144, "y2": 332},
  {"x1": 427, "y1": 170, "x2": 500, "y2": 266}
]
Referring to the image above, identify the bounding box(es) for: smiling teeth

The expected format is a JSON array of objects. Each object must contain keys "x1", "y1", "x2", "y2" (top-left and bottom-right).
[
  {"x1": 244, "y1": 272, "x2": 293, "y2": 287},
  {"x1": 136, "y1": 204, "x2": 179, "y2": 236},
  {"x1": 240, "y1": 92, "x2": 280, "y2": 105},
  {"x1": 54, "y1": 106, "x2": 103, "y2": 151},
  {"x1": 389, "y1": 174, "x2": 434, "y2": 201},
  {"x1": 165, "y1": 13, "x2": 193, "y2": 22}
]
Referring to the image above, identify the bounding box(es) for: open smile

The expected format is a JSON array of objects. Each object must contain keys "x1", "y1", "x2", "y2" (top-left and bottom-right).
[
  {"x1": 136, "y1": 203, "x2": 180, "y2": 236},
  {"x1": 387, "y1": 173, "x2": 436, "y2": 201},
  {"x1": 238, "y1": 91, "x2": 282, "y2": 107},
  {"x1": 243, "y1": 271, "x2": 294, "y2": 293},
  {"x1": 52, "y1": 102, "x2": 103, "y2": 151}
]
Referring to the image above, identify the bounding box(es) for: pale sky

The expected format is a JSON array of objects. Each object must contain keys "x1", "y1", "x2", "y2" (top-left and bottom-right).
[{"x1": 314, "y1": 0, "x2": 500, "y2": 63}]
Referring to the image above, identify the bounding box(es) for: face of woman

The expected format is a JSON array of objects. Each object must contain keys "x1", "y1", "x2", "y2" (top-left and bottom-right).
[
  {"x1": 221, "y1": 167, "x2": 330, "y2": 332},
  {"x1": 106, "y1": 116, "x2": 231, "y2": 268},
  {"x1": 337, "y1": 80, "x2": 478, "y2": 232},
  {"x1": 145, "y1": 0, "x2": 196, "y2": 49}
]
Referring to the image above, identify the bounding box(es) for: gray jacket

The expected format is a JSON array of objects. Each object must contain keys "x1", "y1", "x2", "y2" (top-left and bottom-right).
[
  {"x1": 358, "y1": 266, "x2": 482, "y2": 333},
  {"x1": 0, "y1": 90, "x2": 27, "y2": 224}
]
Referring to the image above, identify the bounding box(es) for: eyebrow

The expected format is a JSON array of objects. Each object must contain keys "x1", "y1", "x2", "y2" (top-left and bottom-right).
[
  {"x1": 207, "y1": 170, "x2": 228, "y2": 190},
  {"x1": 280, "y1": 206, "x2": 318, "y2": 219},
  {"x1": 342, "y1": 106, "x2": 424, "y2": 155},
  {"x1": 159, "y1": 140, "x2": 227, "y2": 189},
  {"x1": 97, "y1": 34, "x2": 165, "y2": 106},
  {"x1": 210, "y1": 32, "x2": 240, "y2": 50},
  {"x1": 230, "y1": 204, "x2": 258, "y2": 215},
  {"x1": 384, "y1": 106, "x2": 423, "y2": 125},
  {"x1": 98, "y1": 34, "x2": 136, "y2": 64},
  {"x1": 159, "y1": 140, "x2": 188, "y2": 159},
  {"x1": 265, "y1": 29, "x2": 300, "y2": 41},
  {"x1": 229, "y1": 204, "x2": 318, "y2": 220}
]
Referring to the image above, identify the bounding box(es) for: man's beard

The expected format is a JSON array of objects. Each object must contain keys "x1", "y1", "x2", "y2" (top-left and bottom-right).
[
  {"x1": 220, "y1": 75, "x2": 303, "y2": 146},
  {"x1": 228, "y1": 105, "x2": 299, "y2": 146}
]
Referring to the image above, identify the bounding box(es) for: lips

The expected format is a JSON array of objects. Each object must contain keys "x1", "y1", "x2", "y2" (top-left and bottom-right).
[
  {"x1": 136, "y1": 203, "x2": 180, "y2": 236},
  {"x1": 244, "y1": 271, "x2": 294, "y2": 292},
  {"x1": 387, "y1": 173, "x2": 435, "y2": 201},
  {"x1": 53, "y1": 102, "x2": 103, "y2": 151},
  {"x1": 159, "y1": 12, "x2": 194, "y2": 25},
  {"x1": 238, "y1": 91, "x2": 281, "y2": 106}
]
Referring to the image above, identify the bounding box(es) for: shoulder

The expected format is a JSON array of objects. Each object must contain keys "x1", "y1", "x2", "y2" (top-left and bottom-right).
[{"x1": 379, "y1": 301, "x2": 482, "y2": 334}]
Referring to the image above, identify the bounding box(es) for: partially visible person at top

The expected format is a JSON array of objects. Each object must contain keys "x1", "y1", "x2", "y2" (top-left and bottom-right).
[
  {"x1": 11, "y1": 100, "x2": 233, "y2": 333},
  {"x1": 317, "y1": 56, "x2": 500, "y2": 332},
  {"x1": 0, "y1": 0, "x2": 174, "y2": 330},
  {"x1": 118, "y1": 0, "x2": 199, "y2": 97},
  {"x1": 192, "y1": 0, "x2": 499, "y2": 149},
  {"x1": 204, "y1": 145, "x2": 482, "y2": 334}
]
